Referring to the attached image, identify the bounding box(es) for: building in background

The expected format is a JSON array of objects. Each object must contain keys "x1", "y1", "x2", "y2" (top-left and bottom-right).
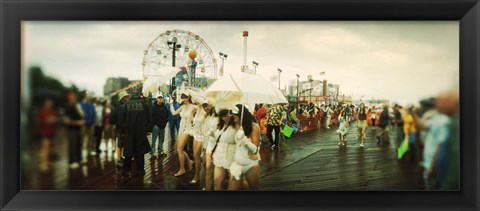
[{"x1": 103, "y1": 77, "x2": 129, "y2": 96}]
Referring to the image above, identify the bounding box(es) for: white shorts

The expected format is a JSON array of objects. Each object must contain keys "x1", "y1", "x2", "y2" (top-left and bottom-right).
[{"x1": 212, "y1": 142, "x2": 236, "y2": 170}]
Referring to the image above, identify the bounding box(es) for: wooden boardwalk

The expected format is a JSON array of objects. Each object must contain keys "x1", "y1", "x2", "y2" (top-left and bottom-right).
[{"x1": 22, "y1": 122, "x2": 423, "y2": 190}]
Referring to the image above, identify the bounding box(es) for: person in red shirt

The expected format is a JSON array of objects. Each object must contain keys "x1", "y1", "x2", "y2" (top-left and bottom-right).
[{"x1": 37, "y1": 97, "x2": 58, "y2": 172}]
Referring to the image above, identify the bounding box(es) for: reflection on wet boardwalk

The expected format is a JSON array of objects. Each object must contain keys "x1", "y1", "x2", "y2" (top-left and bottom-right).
[{"x1": 22, "y1": 123, "x2": 422, "y2": 190}]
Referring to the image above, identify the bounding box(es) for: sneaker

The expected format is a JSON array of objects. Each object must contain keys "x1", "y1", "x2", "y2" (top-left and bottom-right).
[
  {"x1": 159, "y1": 152, "x2": 166, "y2": 157},
  {"x1": 360, "y1": 144, "x2": 364, "y2": 148},
  {"x1": 326, "y1": 127, "x2": 331, "y2": 129},
  {"x1": 270, "y1": 144, "x2": 277, "y2": 150},
  {"x1": 90, "y1": 151, "x2": 97, "y2": 156},
  {"x1": 69, "y1": 162, "x2": 80, "y2": 169}
]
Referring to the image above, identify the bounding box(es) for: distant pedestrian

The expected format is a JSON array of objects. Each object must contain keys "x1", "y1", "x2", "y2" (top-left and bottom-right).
[
  {"x1": 370, "y1": 107, "x2": 377, "y2": 129},
  {"x1": 64, "y1": 92, "x2": 85, "y2": 169},
  {"x1": 259, "y1": 113, "x2": 268, "y2": 142},
  {"x1": 337, "y1": 109, "x2": 348, "y2": 147},
  {"x1": 37, "y1": 97, "x2": 59, "y2": 172},
  {"x1": 403, "y1": 106, "x2": 417, "y2": 163},
  {"x1": 93, "y1": 97, "x2": 104, "y2": 154},
  {"x1": 392, "y1": 104, "x2": 404, "y2": 148},
  {"x1": 102, "y1": 100, "x2": 115, "y2": 152},
  {"x1": 81, "y1": 92, "x2": 97, "y2": 156},
  {"x1": 256, "y1": 104, "x2": 268, "y2": 123},
  {"x1": 325, "y1": 105, "x2": 333, "y2": 129},
  {"x1": 376, "y1": 105, "x2": 391, "y2": 145},
  {"x1": 356, "y1": 103, "x2": 368, "y2": 148}
]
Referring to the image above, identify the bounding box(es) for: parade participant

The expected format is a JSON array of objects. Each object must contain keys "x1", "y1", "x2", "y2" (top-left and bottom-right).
[
  {"x1": 102, "y1": 100, "x2": 115, "y2": 153},
  {"x1": 150, "y1": 93, "x2": 169, "y2": 158},
  {"x1": 167, "y1": 95, "x2": 181, "y2": 144},
  {"x1": 211, "y1": 105, "x2": 237, "y2": 190},
  {"x1": 64, "y1": 92, "x2": 85, "y2": 169},
  {"x1": 190, "y1": 99, "x2": 208, "y2": 184},
  {"x1": 203, "y1": 102, "x2": 218, "y2": 190},
  {"x1": 337, "y1": 109, "x2": 348, "y2": 147},
  {"x1": 356, "y1": 103, "x2": 368, "y2": 148},
  {"x1": 267, "y1": 104, "x2": 283, "y2": 149},
  {"x1": 114, "y1": 91, "x2": 130, "y2": 167},
  {"x1": 376, "y1": 105, "x2": 391, "y2": 145},
  {"x1": 170, "y1": 91, "x2": 196, "y2": 177},
  {"x1": 93, "y1": 97, "x2": 104, "y2": 154},
  {"x1": 37, "y1": 97, "x2": 58, "y2": 172},
  {"x1": 228, "y1": 104, "x2": 261, "y2": 190},
  {"x1": 81, "y1": 92, "x2": 97, "y2": 156},
  {"x1": 118, "y1": 92, "x2": 151, "y2": 177}
]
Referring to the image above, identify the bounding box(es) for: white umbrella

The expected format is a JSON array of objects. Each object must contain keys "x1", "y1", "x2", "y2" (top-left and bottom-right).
[
  {"x1": 206, "y1": 72, "x2": 288, "y2": 107},
  {"x1": 142, "y1": 66, "x2": 180, "y2": 96}
]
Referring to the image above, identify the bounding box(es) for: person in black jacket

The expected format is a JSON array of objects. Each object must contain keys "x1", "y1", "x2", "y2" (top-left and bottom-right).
[
  {"x1": 150, "y1": 93, "x2": 169, "y2": 158},
  {"x1": 376, "y1": 105, "x2": 391, "y2": 145},
  {"x1": 118, "y1": 92, "x2": 152, "y2": 177}
]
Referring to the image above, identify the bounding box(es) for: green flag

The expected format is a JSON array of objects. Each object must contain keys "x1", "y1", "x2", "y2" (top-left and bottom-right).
[{"x1": 397, "y1": 136, "x2": 409, "y2": 159}]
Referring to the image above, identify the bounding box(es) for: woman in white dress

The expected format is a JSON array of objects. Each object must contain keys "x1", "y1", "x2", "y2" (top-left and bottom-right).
[
  {"x1": 211, "y1": 106, "x2": 238, "y2": 190},
  {"x1": 170, "y1": 91, "x2": 197, "y2": 177},
  {"x1": 190, "y1": 100, "x2": 207, "y2": 184},
  {"x1": 228, "y1": 104, "x2": 261, "y2": 190},
  {"x1": 203, "y1": 103, "x2": 218, "y2": 190}
]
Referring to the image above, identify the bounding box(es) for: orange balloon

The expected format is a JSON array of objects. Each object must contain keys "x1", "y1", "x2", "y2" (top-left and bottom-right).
[{"x1": 188, "y1": 50, "x2": 197, "y2": 59}]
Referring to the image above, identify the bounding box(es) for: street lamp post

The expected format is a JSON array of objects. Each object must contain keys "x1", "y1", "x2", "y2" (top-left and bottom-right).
[
  {"x1": 296, "y1": 74, "x2": 300, "y2": 106},
  {"x1": 219, "y1": 52, "x2": 228, "y2": 78},
  {"x1": 167, "y1": 37, "x2": 181, "y2": 94},
  {"x1": 252, "y1": 61, "x2": 259, "y2": 74},
  {"x1": 277, "y1": 68, "x2": 282, "y2": 89}
]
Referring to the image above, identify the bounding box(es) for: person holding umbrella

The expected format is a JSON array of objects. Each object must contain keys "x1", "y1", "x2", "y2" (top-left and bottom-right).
[
  {"x1": 170, "y1": 90, "x2": 196, "y2": 177},
  {"x1": 228, "y1": 104, "x2": 261, "y2": 190}
]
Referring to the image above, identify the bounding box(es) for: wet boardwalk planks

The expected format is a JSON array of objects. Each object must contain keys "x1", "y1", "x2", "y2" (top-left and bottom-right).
[{"x1": 22, "y1": 122, "x2": 422, "y2": 190}]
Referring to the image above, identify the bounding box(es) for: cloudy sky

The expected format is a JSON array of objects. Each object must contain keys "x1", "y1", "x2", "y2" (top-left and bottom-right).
[{"x1": 23, "y1": 21, "x2": 458, "y2": 105}]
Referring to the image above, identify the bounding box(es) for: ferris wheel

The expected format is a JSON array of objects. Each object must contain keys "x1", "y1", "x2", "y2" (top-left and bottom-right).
[{"x1": 141, "y1": 29, "x2": 218, "y2": 84}]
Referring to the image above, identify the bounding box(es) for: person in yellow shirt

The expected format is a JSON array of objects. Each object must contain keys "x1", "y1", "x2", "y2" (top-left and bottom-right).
[{"x1": 403, "y1": 106, "x2": 417, "y2": 163}]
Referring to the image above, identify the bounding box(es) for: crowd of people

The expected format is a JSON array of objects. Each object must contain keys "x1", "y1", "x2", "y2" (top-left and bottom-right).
[{"x1": 35, "y1": 86, "x2": 459, "y2": 191}]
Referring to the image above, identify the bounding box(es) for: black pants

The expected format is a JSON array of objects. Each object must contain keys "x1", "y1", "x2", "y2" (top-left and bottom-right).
[
  {"x1": 371, "y1": 118, "x2": 376, "y2": 127},
  {"x1": 267, "y1": 125, "x2": 280, "y2": 146},
  {"x1": 67, "y1": 129, "x2": 82, "y2": 164},
  {"x1": 123, "y1": 153, "x2": 145, "y2": 173},
  {"x1": 94, "y1": 125, "x2": 103, "y2": 152}
]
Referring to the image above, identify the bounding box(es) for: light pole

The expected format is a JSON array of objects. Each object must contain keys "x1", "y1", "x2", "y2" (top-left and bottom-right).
[
  {"x1": 219, "y1": 52, "x2": 228, "y2": 78},
  {"x1": 252, "y1": 61, "x2": 259, "y2": 74},
  {"x1": 277, "y1": 68, "x2": 282, "y2": 89},
  {"x1": 241, "y1": 31, "x2": 249, "y2": 72},
  {"x1": 296, "y1": 74, "x2": 300, "y2": 106},
  {"x1": 167, "y1": 37, "x2": 181, "y2": 94}
]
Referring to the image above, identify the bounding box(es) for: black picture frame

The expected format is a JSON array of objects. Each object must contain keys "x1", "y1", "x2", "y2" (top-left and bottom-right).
[{"x1": 1, "y1": 0, "x2": 479, "y2": 210}]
